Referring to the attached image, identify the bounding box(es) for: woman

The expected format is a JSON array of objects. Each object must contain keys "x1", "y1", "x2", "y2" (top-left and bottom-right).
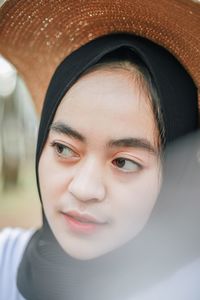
[{"x1": 0, "y1": 0, "x2": 199, "y2": 299}]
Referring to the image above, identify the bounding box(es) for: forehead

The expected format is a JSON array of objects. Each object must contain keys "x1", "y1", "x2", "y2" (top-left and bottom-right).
[{"x1": 53, "y1": 68, "x2": 158, "y2": 146}]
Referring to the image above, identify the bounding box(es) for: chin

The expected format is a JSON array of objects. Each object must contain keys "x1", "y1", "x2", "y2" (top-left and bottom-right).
[
  {"x1": 57, "y1": 239, "x2": 114, "y2": 260},
  {"x1": 62, "y1": 245, "x2": 107, "y2": 261}
]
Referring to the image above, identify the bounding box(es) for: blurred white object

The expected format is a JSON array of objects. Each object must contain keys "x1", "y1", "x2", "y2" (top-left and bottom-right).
[
  {"x1": 0, "y1": 0, "x2": 6, "y2": 6},
  {"x1": 0, "y1": 56, "x2": 17, "y2": 97}
]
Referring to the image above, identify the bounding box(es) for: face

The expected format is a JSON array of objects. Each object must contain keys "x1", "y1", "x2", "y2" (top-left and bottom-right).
[{"x1": 39, "y1": 68, "x2": 162, "y2": 260}]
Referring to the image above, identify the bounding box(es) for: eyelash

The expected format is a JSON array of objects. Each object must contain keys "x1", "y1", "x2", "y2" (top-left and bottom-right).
[
  {"x1": 112, "y1": 157, "x2": 142, "y2": 173},
  {"x1": 50, "y1": 141, "x2": 78, "y2": 159},
  {"x1": 50, "y1": 141, "x2": 143, "y2": 172}
]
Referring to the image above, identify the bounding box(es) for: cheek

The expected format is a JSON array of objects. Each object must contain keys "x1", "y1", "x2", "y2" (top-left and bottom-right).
[
  {"x1": 38, "y1": 150, "x2": 72, "y2": 208},
  {"x1": 111, "y1": 167, "x2": 161, "y2": 232}
]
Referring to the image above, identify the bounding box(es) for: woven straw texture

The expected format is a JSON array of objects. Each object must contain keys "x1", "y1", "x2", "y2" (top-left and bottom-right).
[{"x1": 0, "y1": 0, "x2": 199, "y2": 112}]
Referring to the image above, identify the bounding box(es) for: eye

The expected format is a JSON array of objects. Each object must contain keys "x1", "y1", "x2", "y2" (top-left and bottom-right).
[
  {"x1": 50, "y1": 142, "x2": 78, "y2": 159},
  {"x1": 112, "y1": 157, "x2": 142, "y2": 172}
]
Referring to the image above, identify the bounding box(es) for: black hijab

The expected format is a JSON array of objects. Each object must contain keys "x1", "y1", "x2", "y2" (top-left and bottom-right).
[{"x1": 17, "y1": 34, "x2": 199, "y2": 300}]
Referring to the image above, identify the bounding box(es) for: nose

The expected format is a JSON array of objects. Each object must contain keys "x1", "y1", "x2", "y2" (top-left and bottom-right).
[{"x1": 68, "y1": 157, "x2": 106, "y2": 202}]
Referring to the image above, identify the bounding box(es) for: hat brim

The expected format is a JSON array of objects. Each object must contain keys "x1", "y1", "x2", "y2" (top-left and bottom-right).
[{"x1": 0, "y1": 0, "x2": 199, "y2": 113}]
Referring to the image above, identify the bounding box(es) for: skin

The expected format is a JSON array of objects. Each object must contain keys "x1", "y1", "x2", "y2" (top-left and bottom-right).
[{"x1": 38, "y1": 68, "x2": 162, "y2": 260}]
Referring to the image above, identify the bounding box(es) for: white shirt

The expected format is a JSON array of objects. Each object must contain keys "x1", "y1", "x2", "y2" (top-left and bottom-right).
[{"x1": 0, "y1": 228, "x2": 34, "y2": 300}]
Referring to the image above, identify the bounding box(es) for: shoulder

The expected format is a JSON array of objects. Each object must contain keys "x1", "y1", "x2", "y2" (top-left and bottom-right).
[
  {"x1": 0, "y1": 227, "x2": 35, "y2": 300},
  {"x1": 0, "y1": 227, "x2": 34, "y2": 266}
]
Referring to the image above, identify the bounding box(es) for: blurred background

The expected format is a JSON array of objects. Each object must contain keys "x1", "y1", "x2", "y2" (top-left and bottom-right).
[{"x1": 0, "y1": 55, "x2": 41, "y2": 229}]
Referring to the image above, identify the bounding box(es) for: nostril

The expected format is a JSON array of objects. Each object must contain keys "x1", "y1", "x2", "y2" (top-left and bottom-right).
[{"x1": 68, "y1": 182, "x2": 106, "y2": 202}]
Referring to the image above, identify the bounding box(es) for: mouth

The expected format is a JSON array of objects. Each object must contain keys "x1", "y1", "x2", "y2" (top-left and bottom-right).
[{"x1": 61, "y1": 211, "x2": 107, "y2": 234}]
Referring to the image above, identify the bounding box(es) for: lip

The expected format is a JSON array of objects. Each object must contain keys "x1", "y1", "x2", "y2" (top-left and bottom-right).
[{"x1": 62, "y1": 211, "x2": 106, "y2": 234}]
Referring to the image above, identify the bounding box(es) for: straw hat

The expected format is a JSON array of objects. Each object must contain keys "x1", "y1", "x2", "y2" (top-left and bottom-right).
[{"x1": 0, "y1": 0, "x2": 199, "y2": 113}]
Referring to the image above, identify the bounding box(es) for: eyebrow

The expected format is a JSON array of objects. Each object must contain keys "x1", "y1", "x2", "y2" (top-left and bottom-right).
[
  {"x1": 107, "y1": 138, "x2": 157, "y2": 155},
  {"x1": 50, "y1": 121, "x2": 157, "y2": 155},
  {"x1": 50, "y1": 122, "x2": 85, "y2": 142}
]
